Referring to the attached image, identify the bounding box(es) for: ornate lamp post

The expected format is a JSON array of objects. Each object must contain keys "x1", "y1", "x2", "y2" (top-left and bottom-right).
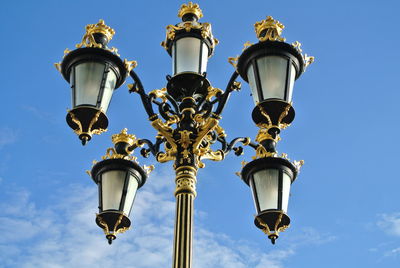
[{"x1": 55, "y1": 2, "x2": 313, "y2": 267}]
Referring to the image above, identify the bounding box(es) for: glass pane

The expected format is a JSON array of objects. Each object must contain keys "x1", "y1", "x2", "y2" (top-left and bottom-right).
[
  {"x1": 174, "y1": 37, "x2": 201, "y2": 75},
  {"x1": 73, "y1": 62, "x2": 105, "y2": 107},
  {"x1": 246, "y1": 64, "x2": 259, "y2": 105},
  {"x1": 281, "y1": 172, "x2": 292, "y2": 213},
  {"x1": 70, "y1": 67, "x2": 75, "y2": 106},
  {"x1": 122, "y1": 174, "x2": 139, "y2": 216},
  {"x1": 287, "y1": 63, "x2": 296, "y2": 102},
  {"x1": 257, "y1": 56, "x2": 288, "y2": 101},
  {"x1": 200, "y1": 42, "x2": 209, "y2": 74},
  {"x1": 101, "y1": 170, "x2": 126, "y2": 211},
  {"x1": 252, "y1": 169, "x2": 279, "y2": 211},
  {"x1": 172, "y1": 44, "x2": 176, "y2": 74},
  {"x1": 99, "y1": 69, "x2": 117, "y2": 112}
]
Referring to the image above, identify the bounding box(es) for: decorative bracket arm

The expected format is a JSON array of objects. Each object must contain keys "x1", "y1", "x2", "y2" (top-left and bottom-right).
[
  {"x1": 128, "y1": 70, "x2": 157, "y2": 120},
  {"x1": 214, "y1": 71, "x2": 241, "y2": 116}
]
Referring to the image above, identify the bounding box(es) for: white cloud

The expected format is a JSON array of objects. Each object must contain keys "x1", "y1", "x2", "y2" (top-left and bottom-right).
[
  {"x1": 377, "y1": 213, "x2": 400, "y2": 237},
  {"x1": 384, "y1": 247, "x2": 400, "y2": 257},
  {"x1": 0, "y1": 127, "x2": 17, "y2": 149},
  {"x1": 0, "y1": 168, "x2": 326, "y2": 268},
  {"x1": 286, "y1": 226, "x2": 336, "y2": 246}
]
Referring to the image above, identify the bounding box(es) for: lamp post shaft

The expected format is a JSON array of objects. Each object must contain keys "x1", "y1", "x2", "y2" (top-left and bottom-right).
[{"x1": 173, "y1": 165, "x2": 198, "y2": 268}]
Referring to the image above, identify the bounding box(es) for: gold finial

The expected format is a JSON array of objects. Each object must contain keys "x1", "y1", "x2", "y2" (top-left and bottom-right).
[
  {"x1": 178, "y1": 2, "x2": 203, "y2": 19},
  {"x1": 254, "y1": 16, "x2": 286, "y2": 42},
  {"x1": 76, "y1": 19, "x2": 116, "y2": 48},
  {"x1": 123, "y1": 59, "x2": 137, "y2": 73},
  {"x1": 111, "y1": 128, "x2": 137, "y2": 146}
]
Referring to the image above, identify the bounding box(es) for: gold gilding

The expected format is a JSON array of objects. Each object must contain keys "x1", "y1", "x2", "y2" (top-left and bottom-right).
[
  {"x1": 292, "y1": 41, "x2": 315, "y2": 68},
  {"x1": 178, "y1": 2, "x2": 203, "y2": 19},
  {"x1": 123, "y1": 59, "x2": 137, "y2": 73},
  {"x1": 149, "y1": 88, "x2": 168, "y2": 103},
  {"x1": 101, "y1": 147, "x2": 137, "y2": 162},
  {"x1": 256, "y1": 212, "x2": 289, "y2": 239},
  {"x1": 228, "y1": 56, "x2": 239, "y2": 70},
  {"x1": 206, "y1": 86, "x2": 223, "y2": 101},
  {"x1": 111, "y1": 128, "x2": 137, "y2": 146},
  {"x1": 69, "y1": 109, "x2": 107, "y2": 138},
  {"x1": 96, "y1": 213, "x2": 129, "y2": 238},
  {"x1": 253, "y1": 145, "x2": 277, "y2": 160},
  {"x1": 151, "y1": 118, "x2": 178, "y2": 163},
  {"x1": 76, "y1": 19, "x2": 116, "y2": 49},
  {"x1": 161, "y1": 22, "x2": 218, "y2": 51},
  {"x1": 254, "y1": 16, "x2": 286, "y2": 42}
]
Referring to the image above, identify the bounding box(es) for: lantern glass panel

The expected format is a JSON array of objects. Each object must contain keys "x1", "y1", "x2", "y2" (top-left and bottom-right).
[
  {"x1": 73, "y1": 62, "x2": 105, "y2": 107},
  {"x1": 281, "y1": 172, "x2": 292, "y2": 213},
  {"x1": 172, "y1": 37, "x2": 208, "y2": 75},
  {"x1": 256, "y1": 56, "x2": 288, "y2": 101},
  {"x1": 252, "y1": 169, "x2": 279, "y2": 212},
  {"x1": 99, "y1": 69, "x2": 117, "y2": 112},
  {"x1": 200, "y1": 42, "x2": 209, "y2": 73},
  {"x1": 247, "y1": 65, "x2": 259, "y2": 104},
  {"x1": 123, "y1": 174, "x2": 139, "y2": 215},
  {"x1": 101, "y1": 170, "x2": 126, "y2": 211}
]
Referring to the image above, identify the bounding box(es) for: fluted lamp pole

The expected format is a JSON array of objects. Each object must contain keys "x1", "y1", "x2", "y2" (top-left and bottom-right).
[{"x1": 55, "y1": 2, "x2": 313, "y2": 267}]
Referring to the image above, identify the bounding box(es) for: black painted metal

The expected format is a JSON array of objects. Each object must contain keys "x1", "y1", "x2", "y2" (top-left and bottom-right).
[
  {"x1": 61, "y1": 47, "x2": 127, "y2": 88},
  {"x1": 241, "y1": 157, "x2": 297, "y2": 187},
  {"x1": 237, "y1": 40, "x2": 304, "y2": 82}
]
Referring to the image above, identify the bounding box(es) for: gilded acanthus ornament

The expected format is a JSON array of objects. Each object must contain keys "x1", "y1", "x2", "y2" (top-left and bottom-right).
[
  {"x1": 149, "y1": 88, "x2": 168, "y2": 103},
  {"x1": 254, "y1": 16, "x2": 286, "y2": 42},
  {"x1": 69, "y1": 109, "x2": 107, "y2": 137},
  {"x1": 256, "y1": 213, "x2": 289, "y2": 238},
  {"x1": 112, "y1": 128, "x2": 138, "y2": 147},
  {"x1": 178, "y1": 2, "x2": 203, "y2": 19},
  {"x1": 97, "y1": 213, "x2": 129, "y2": 236},
  {"x1": 124, "y1": 59, "x2": 137, "y2": 73},
  {"x1": 76, "y1": 19, "x2": 115, "y2": 49},
  {"x1": 161, "y1": 22, "x2": 218, "y2": 50},
  {"x1": 206, "y1": 86, "x2": 223, "y2": 101}
]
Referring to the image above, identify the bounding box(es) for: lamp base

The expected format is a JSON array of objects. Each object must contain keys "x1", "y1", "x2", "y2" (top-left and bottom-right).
[
  {"x1": 254, "y1": 210, "x2": 290, "y2": 245},
  {"x1": 167, "y1": 72, "x2": 210, "y2": 101},
  {"x1": 252, "y1": 99, "x2": 295, "y2": 127},
  {"x1": 96, "y1": 211, "x2": 131, "y2": 244},
  {"x1": 66, "y1": 106, "x2": 108, "y2": 145}
]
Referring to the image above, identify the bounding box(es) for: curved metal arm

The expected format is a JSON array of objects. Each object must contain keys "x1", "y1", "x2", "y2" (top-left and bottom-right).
[
  {"x1": 225, "y1": 137, "x2": 251, "y2": 156},
  {"x1": 137, "y1": 137, "x2": 165, "y2": 158},
  {"x1": 165, "y1": 93, "x2": 180, "y2": 114},
  {"x1": 158, "y1": 102, "x2": 177, "y2": 122},
  {"x1": 129, "y1": 70, "x2": 157, "y2": 119},
  {"x1": 213, "y1": 71, "x2": 239, "y2": 116}
]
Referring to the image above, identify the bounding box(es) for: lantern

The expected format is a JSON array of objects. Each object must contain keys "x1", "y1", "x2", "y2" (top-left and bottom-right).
[
  {"x1": 241, "y1": 156, "x2": 298, "y2": 244},
  {"x1": 91, "y1": 158, "x2": 147, "y2": 244},
  {"x1": 57, "y1": 20, "x2": 128, "y2": 145},
  {"x1": 237, "y1": 16, "x2": 312, "y2": 105},
  {"x1": 161, "y1": 2, "x2": 218, "y2": 100}
]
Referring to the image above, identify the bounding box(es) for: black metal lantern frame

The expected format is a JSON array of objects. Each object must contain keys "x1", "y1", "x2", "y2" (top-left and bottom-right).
[
  {"x1": 90, "y1": 129, "x2": 153, "y2": 244},
  {"x1": 56, "y1": 3, "x2": 313, "y2": 249},
  {"x1": 56, "y1": 20, "x2": 137, "y2": 145},
  {"x1": 161, "y1": 3, "x2": 218, "y2": 101},
  {"x1": 237, "y1": 40, "x2": 303, "y2": 104},
  {"x1": 241, "y1": 156, "x2": 301, "y2": 244}
]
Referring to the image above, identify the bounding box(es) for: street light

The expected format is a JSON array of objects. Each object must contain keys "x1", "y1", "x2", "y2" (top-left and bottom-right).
[
  {"x1": 91, "y1": 129, "x2": 149, "y2": 244},
  {"x1": 55, "y1": 2, "x2": 313, "y2": 267}
]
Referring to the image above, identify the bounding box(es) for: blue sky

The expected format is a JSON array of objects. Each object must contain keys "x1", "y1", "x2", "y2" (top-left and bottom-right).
[{"x1": 1, "y1": 0, "x2": 400, "y2": 267}]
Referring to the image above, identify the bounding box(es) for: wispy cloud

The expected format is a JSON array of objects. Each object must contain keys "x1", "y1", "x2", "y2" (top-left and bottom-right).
[
  {"x1": 377, "y1": 213, "x2": 400, "y2": 237},
  {"x1": 0, "y1": 127, "x2": 17, "y2": 149},
  {"x1": 21, "y1": 105, "x2": 57, "y2": 124},
  {"x1": 384, "y1": 247, "x2": 400, "y2": 257},
  {"x1": 286, "y1": 226, "x2": 337, "y2": 246},
  {"x1": 0, "y1": 168, "x2": 329, "y2": 268}
]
